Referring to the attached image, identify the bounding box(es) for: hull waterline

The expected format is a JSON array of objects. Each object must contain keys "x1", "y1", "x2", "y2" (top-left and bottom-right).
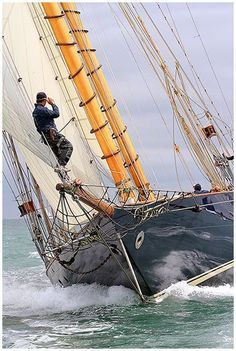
[{"x1": 46, "y1": 192, "x2": 233, "y2": 297}]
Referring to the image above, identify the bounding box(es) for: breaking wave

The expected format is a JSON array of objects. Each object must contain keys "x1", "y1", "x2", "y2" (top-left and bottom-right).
[
  {"x1": 164, "y1": 280, "x2": 233, "y2": 300},
  {"x1": 3, "y1": 265, "x2": 233, "y2": 317},
  {"x1": 3, "y1": 267, "x2": 138, "y2": 317}
]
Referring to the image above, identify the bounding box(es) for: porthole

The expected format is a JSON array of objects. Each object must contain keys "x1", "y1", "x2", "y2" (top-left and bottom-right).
[{"x1": 135, "y1": 231, "x2": 144, "y2": 249}]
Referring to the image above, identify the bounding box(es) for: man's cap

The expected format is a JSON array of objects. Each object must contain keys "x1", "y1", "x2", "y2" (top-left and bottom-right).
[
  {"x1": 194, "y1": 183, "x2": 201, "y2": 191},
  {"x1": 36, "y1": 92, "x2": 47, "y2": 102}
]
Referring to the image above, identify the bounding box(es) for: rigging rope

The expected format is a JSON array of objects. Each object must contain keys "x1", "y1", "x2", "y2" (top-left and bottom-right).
[
  {"x1": 156, "y1": 3, "x2": 233, "y2": 150},
  {"x1": 165, "y1": 3, "x2": 205, "y2": 103},
  {"x1": 186, "y1": 3, "x2": 233, "y2": 122},
  {"x1": 119, "y1": 3, "x2": 210, "y2": 187},
  {"x1": 30, "y1": 3, "x2": 112, "y2": 184},
  {"x1": 43, "y1": 3, "x2": 133, "y2": 188},
  {"x1": 133, "y1": 1, "x2": 233, "y2": 159},
  {"x1": 108, "y1": 3, "x2": 166, "y2": 188},
  {"x1": 123, "y1": 3, "x2": 212, "y2": 188},
  {"x1": 111, "y1": 3, "x2": 213, "y2": 190},
  {"x1": 66, "y1": 3, "x2": 147, "y2": 194},
  {"x1": 119, "y1": 3, "x2": 233, "y2": 190}
]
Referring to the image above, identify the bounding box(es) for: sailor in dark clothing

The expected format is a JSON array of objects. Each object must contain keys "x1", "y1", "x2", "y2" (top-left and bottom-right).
[
  {"x1": 193, "y1": 184, "x2": 208, "y2": 194},
  {"x1": 32, "y1": 92, "x2": 73, "y2": 170},
  {"x1": 193, "y1": 183, "x2": 215, "y2": 212}
]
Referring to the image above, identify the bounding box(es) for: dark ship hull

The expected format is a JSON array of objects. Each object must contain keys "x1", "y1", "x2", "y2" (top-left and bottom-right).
[{"x1": 46, "y1": 191, "x2": 233, "y2": 297}]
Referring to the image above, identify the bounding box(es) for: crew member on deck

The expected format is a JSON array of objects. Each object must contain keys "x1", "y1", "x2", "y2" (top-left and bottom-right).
[
  {"x1": 194, "y1": 184, "x2": 215, "y2": 211},
  {"x1": 193, "y1": 184, "x2": 208, "y2": 194},
  {"x1": 32, "y1": 92, "x2": 73, "y2": 171}
]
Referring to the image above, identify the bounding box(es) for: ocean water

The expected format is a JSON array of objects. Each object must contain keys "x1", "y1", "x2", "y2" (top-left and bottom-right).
[{"x1": 2, "y1": 219, "x2": 234, "y2": 349}]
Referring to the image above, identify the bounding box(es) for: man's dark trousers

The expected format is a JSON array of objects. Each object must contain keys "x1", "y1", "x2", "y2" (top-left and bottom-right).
[{"x1": 43, "y1": 129, "x2": 73, "y2": 166}]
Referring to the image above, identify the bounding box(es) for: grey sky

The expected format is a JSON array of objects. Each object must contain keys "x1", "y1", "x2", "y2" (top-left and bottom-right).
[{"x1": 3, "y1": 2, "x2": 233, "y2": 219}]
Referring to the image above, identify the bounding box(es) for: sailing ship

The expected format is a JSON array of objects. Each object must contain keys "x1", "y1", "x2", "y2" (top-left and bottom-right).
[{"x1": 3, "y1": 3, "x2": 233, "y2": 301}]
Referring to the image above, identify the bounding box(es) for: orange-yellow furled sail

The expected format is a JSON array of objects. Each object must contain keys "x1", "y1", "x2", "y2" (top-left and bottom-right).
[
  {"x1": 42, "y1": 2, "x2": 134, "y2": 201},
  {"x1": 60, "y1": 2, "x2": 154, "y2": 201}
]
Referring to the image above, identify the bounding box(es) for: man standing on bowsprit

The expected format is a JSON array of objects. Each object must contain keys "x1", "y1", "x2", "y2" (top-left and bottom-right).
[{"x1": 33, "y1": 92, "x2": 73, "y2": 171}]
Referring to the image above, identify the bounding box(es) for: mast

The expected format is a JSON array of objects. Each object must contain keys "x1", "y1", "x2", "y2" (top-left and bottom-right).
[
  {"x1": 60, "y1": 2, "x2": 154, "y2": 201},
  {"x1": 42, "y1": 2, "x2": 134, "y2": 201}
]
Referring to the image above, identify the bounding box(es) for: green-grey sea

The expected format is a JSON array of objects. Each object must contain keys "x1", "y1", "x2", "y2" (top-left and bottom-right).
[{"x1": 2, "y1": 219, "x2": 234, "y2": 349}]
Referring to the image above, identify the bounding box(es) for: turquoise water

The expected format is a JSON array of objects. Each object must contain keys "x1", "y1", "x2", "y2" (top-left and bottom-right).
[{"x1": 2, "y1": 219, "x2": 234, "y2": 348}]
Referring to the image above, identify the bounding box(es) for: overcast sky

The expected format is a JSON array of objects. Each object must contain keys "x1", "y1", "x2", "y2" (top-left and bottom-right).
[{"x1": 3, "y1": 2, "x2": 233, "y2": 219}]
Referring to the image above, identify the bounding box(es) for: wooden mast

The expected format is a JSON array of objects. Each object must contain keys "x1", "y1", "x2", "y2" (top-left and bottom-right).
[
  {"x1": 60, "y1": 2, "x2": 154, "y2": 201},
  {"x1": 42, "y1": 2, "x2": 134, "y2": 202}
]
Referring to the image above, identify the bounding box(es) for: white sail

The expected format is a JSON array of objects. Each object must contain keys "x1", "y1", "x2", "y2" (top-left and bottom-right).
[
  {"x1": 2, "y1": 2, "x2": 111, "y2": 216},
  {"x1": 3, "y1": 48, "x2": 57, "y2": 167}
]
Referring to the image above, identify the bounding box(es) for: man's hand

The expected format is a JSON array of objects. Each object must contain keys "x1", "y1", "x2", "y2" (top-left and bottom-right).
[{"x1": 47, "y1": 97, "x2": 55, "y2": 105}]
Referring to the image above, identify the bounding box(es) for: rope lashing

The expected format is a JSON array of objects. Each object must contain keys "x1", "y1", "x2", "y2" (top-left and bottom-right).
[
  {"x1": 58, "y1": 117, "x2": 76, "y2": 133},
  {"x1": 68, "y1": 63, "x2": 84, "y2": 79}
]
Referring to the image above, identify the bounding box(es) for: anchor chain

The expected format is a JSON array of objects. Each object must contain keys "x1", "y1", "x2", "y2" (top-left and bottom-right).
[{"x1": 57, "y1": 251, "x2": 112, "y2": 275}]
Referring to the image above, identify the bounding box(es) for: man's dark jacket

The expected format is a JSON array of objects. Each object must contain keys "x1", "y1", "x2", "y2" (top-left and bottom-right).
[{"x1": 32, "y1": 103, "x2": 60, "y2": 134}]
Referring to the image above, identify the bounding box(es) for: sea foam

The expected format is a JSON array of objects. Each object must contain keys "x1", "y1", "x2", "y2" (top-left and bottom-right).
[
  {"x1": 3, "y1": 268, "x2": 138, "y2": 317},
  {"x1": 3, "y1": 266, "x2": 233, "y2": 317},
  {"x1": 164, "y1": 280, "x2": 233, "y2": 300}
]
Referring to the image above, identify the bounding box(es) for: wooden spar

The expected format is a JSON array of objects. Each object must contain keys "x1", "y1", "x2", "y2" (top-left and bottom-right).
[
  {"x1": 42, "y1": 2, "x2": 134, "y2": 202},
  {"x1": 60, "y1": 2, "x2": 154, "y2": 202},
  {"x1": 31, "y1": 175, "x2": 52, "y2": 233},
  {"x1": 186, "y1": 260, "x2": 234, "y2": 287},
  {"x1": 8, "y1": 135, "x2": 30, "y2": 205},
  {"x1": 149, "y1": 260, "x2": 234, "y2": 303},
  {"x1": 31, "y1": 175, "x2": 58, "y2": 247},
  {"x1": 56, "y1": 179, "x2": 115, "y2": 217}
]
